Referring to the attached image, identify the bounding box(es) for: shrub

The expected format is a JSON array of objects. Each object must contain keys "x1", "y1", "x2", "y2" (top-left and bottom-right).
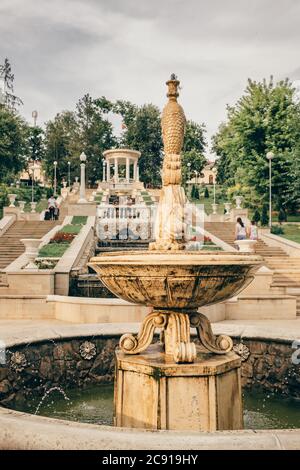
[
  {"x1": 261, "y1": 204, "x2": 269, "y2": 226},
  {"x1": 51, "y1": 232, "x2": 75, "y2": 243},
  {"x1": 278, "y1": 208, "x2": 287, "y2": 224},
  {"x1": 194, "y1": 186, "x2": 199, "y2": 199},
  {"x1": 271, "y1": 225, "x2": 284, "y2": 235},
  {"x1": 253, "y1": 209, "x2": 261, "y2": 224},
  {"x1": 0, "y1": 184, "x2": 8, "y2": 208},
  {"x1": 204, "y1": 187, "x2": 209, "y2": 198}
]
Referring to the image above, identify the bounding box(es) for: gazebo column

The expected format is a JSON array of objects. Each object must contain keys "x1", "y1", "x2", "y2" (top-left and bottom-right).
[
  {"x1": 137, "y1": 165, "x2": 140, "y2": 182},
  {"x1": 126, "y1": 157, "x2": 130, "y2": 182},
  {"x1": 102, "y1": 161, "x2": 106, "y2": 182},
  {"x1": 134, "y1": 161, "x2": 137, "y2": 181},
  {"x1": 107, "y1": 161, "x2": 110, "y2": 181},
  {"x1": 114, "y1": 157, "x2": 119, "y2": 182}
]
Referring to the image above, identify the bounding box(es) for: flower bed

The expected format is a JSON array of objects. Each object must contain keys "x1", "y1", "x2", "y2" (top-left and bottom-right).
[{"x1": 37, "y1": 218, "x2": 87, "y2": 263}]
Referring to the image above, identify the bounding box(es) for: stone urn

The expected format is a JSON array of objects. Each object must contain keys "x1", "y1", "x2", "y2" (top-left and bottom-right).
[
  {"x1": 211, "y1": 203, "x2": 218, "y2": 215},
  {"x1": 21, "y1": 238, "x2": 43, "y2": 270},
  {"x1": 18, "y1": 201, "x2": 26, "y2": 213},
  {"x1": 224, "y1": 202, "x2": 231, "y2": 215},
  {"x1": 30, "y1": 201, "x2": 37, "y2": 213},
  {"x1": 8, "y1": 194, "x2": 17, "y2": 208},
  {"x1": 62, "y1": 181, "x2": 67, "y2": 189},
  {"x1": 235, "y1": 196, "x2": 243, "y2": 209}
]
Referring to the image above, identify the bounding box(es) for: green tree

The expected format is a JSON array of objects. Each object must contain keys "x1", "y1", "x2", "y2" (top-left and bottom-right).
[
  {"x1": 182, "y1": 121, "x2": 207, "y2": 184},
  {"x1": 44, "y1": 111, "x2": 79, "y2": 185},
  {"x1": 76, "y1": 94, "x2": 117, "y2": 184},
  {"x1": 116, "y1": 102, "x2": 163, "y2": 187},
  {"x1": 212, "y1": 77, "x2": 300, "y2": 212},
  {"x1": 0, "y1": 106, "x2": 26, "y2": 182},
  {"x1": 25, "y1": 125, "x2": 45, "y2": 162},
  {"x1": 44, "y1": 96, "x2": 117, "y2": 187},
  {"x1": 204, "y1": 187, "x2": 209, "y2": 198}
]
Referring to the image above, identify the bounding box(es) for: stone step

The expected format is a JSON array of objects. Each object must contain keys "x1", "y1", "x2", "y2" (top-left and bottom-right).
[{"x1": 0, "y1": 220, "x2": 59, "y2": 268}]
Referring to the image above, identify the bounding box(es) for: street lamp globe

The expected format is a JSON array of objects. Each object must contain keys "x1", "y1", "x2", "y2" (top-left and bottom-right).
[
  {"x1": 54, "y1": 161, "x2": 57, "y2": 166},
  {"x1": 266, "y1": 151, "x2": 274, "y2": 161},
  {"x1": 80, "y1": 152, "x2": 87, "y2": 162}
]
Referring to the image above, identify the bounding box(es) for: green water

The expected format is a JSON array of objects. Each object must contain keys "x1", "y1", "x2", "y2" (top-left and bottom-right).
[{"x1": 12, "y1": 385, "x2": 300, "y2": 430}]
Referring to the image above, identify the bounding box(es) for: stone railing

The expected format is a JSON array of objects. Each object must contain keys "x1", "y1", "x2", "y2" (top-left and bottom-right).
[
  {"x1": 96, "y1": 205, "x2": 155, "y2": 240},
  {"x1": 0, "y1": 215, "x2": 16, "y2": 237},
  {"x1": 260, "y1": 229, "x2": 300, "y2": 258}
]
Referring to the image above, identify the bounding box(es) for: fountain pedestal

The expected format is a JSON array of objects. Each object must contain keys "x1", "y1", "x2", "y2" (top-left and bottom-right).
[{"x1": 114, "y1": 344, "x2": 243, "y2": 431}]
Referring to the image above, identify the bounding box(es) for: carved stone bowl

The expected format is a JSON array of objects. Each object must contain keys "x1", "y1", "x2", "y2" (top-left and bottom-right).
[{"x1": 88, "y1": 251, "x2": 262, "y2": 310}]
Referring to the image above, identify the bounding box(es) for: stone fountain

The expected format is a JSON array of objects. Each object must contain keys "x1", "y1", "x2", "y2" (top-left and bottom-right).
[{"x1": 89, "y1": 76, "x2": 262, "y2": 432}]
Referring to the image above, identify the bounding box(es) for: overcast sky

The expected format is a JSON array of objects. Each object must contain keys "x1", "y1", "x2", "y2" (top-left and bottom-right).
[{"x1": 1, "y1": 0, "x2": 300, "y2": 155}]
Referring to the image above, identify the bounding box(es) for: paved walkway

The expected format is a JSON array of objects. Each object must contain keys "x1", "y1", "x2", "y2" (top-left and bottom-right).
[{"x1": 1, "y1": 318, "x2": 299, "y2": 348}]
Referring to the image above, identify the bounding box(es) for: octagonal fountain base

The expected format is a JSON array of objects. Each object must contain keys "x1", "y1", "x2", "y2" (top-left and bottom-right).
[{"x1": 114, "y1": 344, "x2": 243, "y2": 431}]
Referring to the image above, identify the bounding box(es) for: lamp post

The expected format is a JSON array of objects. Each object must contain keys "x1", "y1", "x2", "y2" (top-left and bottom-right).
[
  {"x1": 32, "y1": 110, "x2": 38, "y2": 127},
  {"x1": 31, "y1": 162, "x2": 35, "y2": 204},
  {"x1": 187, "y1": 162, "x2": 191, "y2": 195},
  {"x1": 67, "y1": 161, "x2": 71, "y2": 188},
  {"x1": 78, "y1": 152, "x2": 87, "y2": 203},
  {"x1": 53, "y1": 161, "x2": 57, "y2": 196},
  {"x1": 212, "y1": 167, "x2": 217, "y2": 204},
  {"x1": 266, "y1": 151, "x2": 275, "y2": 229}
]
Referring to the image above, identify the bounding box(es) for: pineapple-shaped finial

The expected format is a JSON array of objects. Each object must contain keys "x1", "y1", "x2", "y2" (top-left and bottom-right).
[{"x1": 161, "y1": 75, "x2": 186, "y2": 185}]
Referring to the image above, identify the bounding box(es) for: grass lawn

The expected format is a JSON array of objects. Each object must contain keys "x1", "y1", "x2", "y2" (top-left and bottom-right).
[
  {"x1": 190, "y1": 195, "x2": 226, "y2": 215},
  {"x1": 278, "y1": 214, "x2": 300, "y2": 222},
  {"x1": 276, "y1": 224, "x2": 300, "y2": 244},
  {"x1": 60, "y1": 224, "x2": 82, "y2": 234},
  {"x1": 38, "y1": 243, "x2": 70, "y2": 257},
  {"x1": 71, "y1": 216, "x2": 88, "y2": 225}
]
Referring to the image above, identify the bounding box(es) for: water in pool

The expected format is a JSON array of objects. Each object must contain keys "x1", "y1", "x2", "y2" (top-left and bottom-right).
[{"x1": 12, "y1": 385, "x2": 300, "y2": 429}]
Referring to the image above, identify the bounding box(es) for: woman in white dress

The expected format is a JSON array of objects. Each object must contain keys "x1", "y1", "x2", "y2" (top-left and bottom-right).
[{"x1": 235, "y1": 217, "x2": 247, "y2": 240}]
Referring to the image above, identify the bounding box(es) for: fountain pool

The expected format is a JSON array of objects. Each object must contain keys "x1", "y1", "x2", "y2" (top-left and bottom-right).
[{"x1": 9, "y1": 384, "x2": 300, "y2": 430}]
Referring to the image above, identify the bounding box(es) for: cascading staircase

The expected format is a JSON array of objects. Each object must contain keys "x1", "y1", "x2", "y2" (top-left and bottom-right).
[{"x1": 205, "y1": 221, "x2": 300, "y2": 316}]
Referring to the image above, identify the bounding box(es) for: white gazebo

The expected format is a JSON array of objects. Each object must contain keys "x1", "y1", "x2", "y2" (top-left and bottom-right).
[{"x1": 98, "y1": 149, "x2": 143, "y2": 192}]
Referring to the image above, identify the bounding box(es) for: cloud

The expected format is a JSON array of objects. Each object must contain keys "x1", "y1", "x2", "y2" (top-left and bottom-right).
[{"x1": 0, "y1": 0, "x2": 300, "y2": 155}]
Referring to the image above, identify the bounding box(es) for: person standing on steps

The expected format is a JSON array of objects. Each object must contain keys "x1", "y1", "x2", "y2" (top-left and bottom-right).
[
  {"x1": 249, "y1": 220, "x2": 258, "y2": 240},
  {"x1": 235, "y1": 217, "x2": 247, "y2": 240},
  {"x1": 47, "y1": 194, "x2": 57, "y2": 221}
]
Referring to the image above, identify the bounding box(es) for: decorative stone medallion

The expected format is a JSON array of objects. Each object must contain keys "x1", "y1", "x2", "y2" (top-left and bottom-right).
[
  {"x1": 79, "y1": 341, "x2": 97, "y2": 360},
  {"x1": 233, "y1": 343, "x2": 250, "y2": 361},
  {"x1": 10, "y1": 351, "x2": 27, "y2": 372}
]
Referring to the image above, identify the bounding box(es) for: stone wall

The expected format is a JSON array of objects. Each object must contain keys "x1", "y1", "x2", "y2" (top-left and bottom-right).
[
  {"x1": 0, "y1": 336, "x2": 299, "y2": 408},
  {"x1": 0, "y1": 336, "x2": 118, "y2": 407},
  {"x1": 237, "y1": 339, "x2": 299, "y2": 398}
]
